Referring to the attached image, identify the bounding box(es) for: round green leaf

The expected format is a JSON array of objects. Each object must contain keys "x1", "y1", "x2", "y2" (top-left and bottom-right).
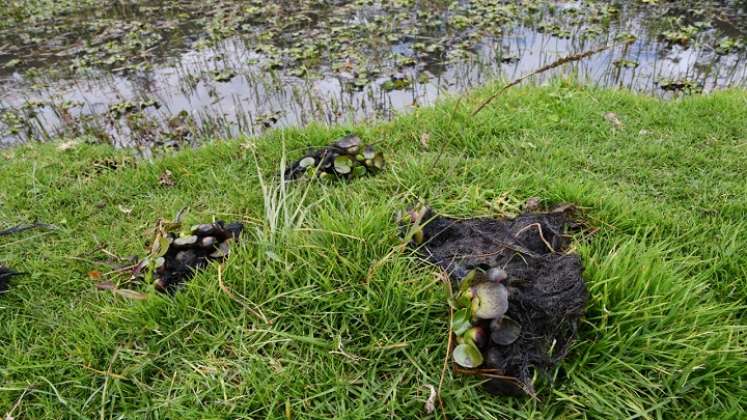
[
  {"x1": 452, "y1": 308, "x2": 472, "y2": 336},
  {"x1": 335, "y1": 135, "x2": 361, "y2": 153},
  {"x1": 453, "y1": 343, "x2": 484, "y2": 368},
  {"x1": 362, "y1": 145, "x2": 376, "y2": 160},
  {"x1": 299, "y1": 156, "x2": 316, "y2": 169},
  {"x1": 173, "y1": 235, "x2": 198, "y2": 247},
  {"x1": 352, "y1": 165, "x2": 367, "y2": 177},
  {"x1": 373, "y1": 153, "x2": 385, "y2": 170},
  {"x1": 156, "y1": 236, "x2": 171, "y2": 257},
  {"x1": 472, "y1": 282, "x2": 509, "y2": 319},
  {"x1": 334, "y1": 155, "x2": 353, "y2": 175}
]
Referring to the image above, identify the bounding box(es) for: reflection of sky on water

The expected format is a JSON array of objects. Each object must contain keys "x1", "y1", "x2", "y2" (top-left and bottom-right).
[{"x1": 1, "y1": 21, "x2": 746, "y2": 146}]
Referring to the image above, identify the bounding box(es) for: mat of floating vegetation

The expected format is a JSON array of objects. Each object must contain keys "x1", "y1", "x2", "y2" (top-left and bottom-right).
[
  {"x1": 0, "y1": 265, "x2": 22, "y2": 294},
  {"x1": 284, "y1": 135, "x2": 385, "y2": 180},
  {"x1": 113, "y1": 220, "x2": 245, "y2": 295},
  {"x1": 400, "y1": 204, "x2": 588, "y2": 396}
]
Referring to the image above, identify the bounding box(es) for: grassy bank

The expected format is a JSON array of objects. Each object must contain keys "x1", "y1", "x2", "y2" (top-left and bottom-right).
[{"x1": 1, "y1": 82, "x2": 746, "y2": 418}]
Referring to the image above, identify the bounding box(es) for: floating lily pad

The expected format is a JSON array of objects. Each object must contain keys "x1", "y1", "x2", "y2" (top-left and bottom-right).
[
  {"x1": 613, "y1": 59, "x2": 639, "y2": 69},
  {"x1": 211, "y1": 70, "x2": 236, "y2": 83}
]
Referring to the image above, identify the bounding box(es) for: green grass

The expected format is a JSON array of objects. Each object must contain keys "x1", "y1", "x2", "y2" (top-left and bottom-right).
[{"x1": 1, "y1": 81, "x2": 746, "y2": 418}]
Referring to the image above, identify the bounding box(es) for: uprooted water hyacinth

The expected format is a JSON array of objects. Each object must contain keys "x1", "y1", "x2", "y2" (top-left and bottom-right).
[
  {"x1": 403, "y1": 203, "x2": 588, "y2": 396},
  {"x1": 95, "y1": 215, "x2": 246, "y2": 296},
  {"x1": 451, "y1": 268, "x2": 518, "y2": 370},
  {"x1": 144, "y1": 220, "x2": 244, "y2": 292},
  {"x1": 285, "y1": 135, "x2": 385, "y2": 180}
]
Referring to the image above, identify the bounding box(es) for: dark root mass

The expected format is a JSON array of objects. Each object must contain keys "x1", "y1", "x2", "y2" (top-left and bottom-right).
[{"x1": 403, "y1": 204, "x2": 588, "y2": 395}]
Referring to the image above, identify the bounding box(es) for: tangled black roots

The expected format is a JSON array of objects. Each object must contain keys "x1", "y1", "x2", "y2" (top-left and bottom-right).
[
  {"x1": 406, "y1": 206, "x2": 588, "y2": 395},
  {"x1": 0, "y1": 266, "x2": 22, "y2": 294}
]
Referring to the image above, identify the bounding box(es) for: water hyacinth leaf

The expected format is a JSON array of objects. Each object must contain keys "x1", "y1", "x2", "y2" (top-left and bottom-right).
[
  {"x1": 299, "y1": 156, "x2": 316, "y2": 169},
  {"x1": 453, "y1": 343, "x2": 484, "y2": 368},
  {"x1": 362, "y1": 145, "x2": 376, "y2": 160},
  {"x1": 210, "y1": 241, "x2": 230, "y2": 258},
  {"x1": 459, "y1": 269, "x2": 477, "y2": 293},
  {"x1": 465, "y1": 326, "x2": 488, "y2": 349},
  {"x1": 334, "y1": 155, "x2": 353, "y2": 175},
  {"x1": 200, "y1": 236, "x2": 217, "y2": 248},
  {"x1": 471, "y1": 282, "x2": 509, "y2": 319},
  {"x1": 490, "y1": 317, "x2": 522, "y2": 346},
  {"x1": 373, "y1": 153, "x2": 385, "y2": 170},
  {"x1": 156, "y1": 235, "x2": 171, "y2": 257},
  {"x1": 174, "y1": 235, "x2": 198, "y2": 247},
  {"x1": 413, "y1": 225, "x2": 425, "y2": 244},
  {"x1": 335, "y1": 135, "x2": 361, "y2": 153},
  {"x1": 352, "y1": 165, "x2": 367, "y2": 177},
  {"x1": 452, "y1": 308, "x2": 472, "y2": 336},
  {"x1": 455, "y1": 291, "x2": 471, "y2": 309}
]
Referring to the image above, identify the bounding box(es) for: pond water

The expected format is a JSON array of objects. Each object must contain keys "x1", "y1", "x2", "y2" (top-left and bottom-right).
[{"x1": 1, "y1": 0, "x2": 746, "y2": 150}]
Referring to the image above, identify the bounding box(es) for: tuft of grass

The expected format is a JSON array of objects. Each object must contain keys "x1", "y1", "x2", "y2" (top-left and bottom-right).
[{"x1": 1, "y1": 81, "x2": 746, "y2": 418}]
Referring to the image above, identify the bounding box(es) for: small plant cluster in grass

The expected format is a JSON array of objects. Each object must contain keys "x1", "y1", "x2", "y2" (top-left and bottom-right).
[
  {"x1": 131, "y1": 217, "x2": 244, "y2": 293},
  {"x1": 284, "y1": 134, "x2": 385, "y2": 180}
]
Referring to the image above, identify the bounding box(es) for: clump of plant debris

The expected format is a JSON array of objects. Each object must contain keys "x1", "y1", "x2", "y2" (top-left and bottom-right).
[
  {"x1": 400, "y1": 202, "x2": 588, "y2": 396},
  {"x1": 137, "y1": 220, "x2": 244, "y2": 293},
  {"x1": 284, "y1": 135, "x2": 385, "y2": 180},
  {"x1": 0, "y1": 265, "x2": 22, "y2": 294}
]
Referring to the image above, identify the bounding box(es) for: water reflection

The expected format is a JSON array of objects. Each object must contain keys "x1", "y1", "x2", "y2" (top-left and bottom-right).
[{"x1": 1, "y1": 1, "x2": 746, "y2": 148}]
